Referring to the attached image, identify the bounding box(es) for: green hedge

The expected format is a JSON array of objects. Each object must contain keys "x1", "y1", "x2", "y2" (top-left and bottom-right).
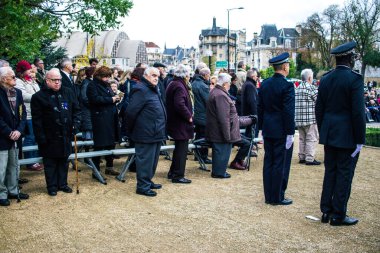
[{"x1": 366, "y1": 128, "x2": 380, "y2": 147}]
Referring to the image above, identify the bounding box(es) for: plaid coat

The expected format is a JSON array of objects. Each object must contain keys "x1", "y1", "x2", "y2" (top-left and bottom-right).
[{"x1": 295, "y1": 81, "x2": 318, "y2": 127}]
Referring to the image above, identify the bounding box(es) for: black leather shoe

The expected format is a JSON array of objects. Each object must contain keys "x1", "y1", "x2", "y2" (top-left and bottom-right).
[
  {"x1": 272, "y1": 198, "x2": 293, "y2": 205},
  {"x1": 136, "y1": 189, "x2": 157, "y2": 197},
  {"x1": 48, "y1": 191, "x2": 57, "y2": 196},
  {"x1": 150, "y1": 183, "x2": 162, "y2": 189},
  {"x1": 306, "y1": 160, "x2": 321, "y2": 165},
  {"x1": 8, "y1": 192, "x2": 29, "y2": 200},
  {"x1": 172, "y1": 178, "x2": 192, "y2": 184},
  {"x1": 299, "y1": 160, "x2": 306, "y2": 164},
  {"x1": 211, "y1": 172, "x2": 231, "y2": 179},
  {"x1": 18, "y1": 178, "x2": 29, "y2": 184},
  {"x1": 204, "y1": 158, "x2": 212, "y2": 164},
  {"x1": 59, "y1": 186, "x2": 73, "y2": 193},
  {"x1": 330, "y1": 216, "x2": 359, "y2": 226},
  {"x1": 0, "y1": 199, "x2": 10, "y2": 206},
  {"x1": 321, "y1": 213, "x2": 330, "y2": 223}
]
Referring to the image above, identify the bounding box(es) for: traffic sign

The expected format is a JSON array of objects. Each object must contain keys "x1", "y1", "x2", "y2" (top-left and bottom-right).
[{"x1": 215, "y1": 61, "x2": 227, "y2": 68}]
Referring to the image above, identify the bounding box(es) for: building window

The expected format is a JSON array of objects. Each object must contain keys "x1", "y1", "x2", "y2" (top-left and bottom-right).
[
  {"x1": 111, "y1": 32, "x2": 128, "y2": 57},
  {"x1": 271, "y1": 41, "x2": 276, "y2": 47},
  {"x1": 285, "y1": 39, "x2": 291, "y2": 48},
  {"x1": 219, "y1": 45, "x2": 222, "y2": 49},
  {"x1": 112, "y1": 59, "x2": 115, "y2": 65},
  {"x1": 219, "y1": 54, "x2": 222, "y2": 58}
]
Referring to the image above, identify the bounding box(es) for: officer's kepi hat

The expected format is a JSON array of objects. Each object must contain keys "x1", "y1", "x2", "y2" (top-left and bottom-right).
[
  {"x1": 269, "y1": 52, "x2": 290, "y2": 65},
  {"x1": 330, "y1": 41, "x2": 357, "y2": 56}
]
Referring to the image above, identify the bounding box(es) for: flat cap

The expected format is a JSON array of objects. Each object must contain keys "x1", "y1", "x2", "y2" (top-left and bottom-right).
[
  {"x1": 269, "y1": 52, "x2": 290, "y2": 65},
  {"x1": 153, "y1": 62, "x2": 167, "y2": 68},
  {"x1": 331, "y1": 41, "x2": 357, "y2": 56}
]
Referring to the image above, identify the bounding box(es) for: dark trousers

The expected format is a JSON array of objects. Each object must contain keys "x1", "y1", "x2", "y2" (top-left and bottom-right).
[
  {"x1": 194, "y1": 125, "x2": 208, "y2": 159},
  {"x1": 320, "y1": 145, "x2": 358, "y2": 219},
  {"x1": 168, "y1": 140, "x2": 189, "y2": 179},
  {"x1": 43, "y1": 157, "x2": 69, "y2": 192},
  {"x1": 262, "y1": 137, "x2": 287, "y2": 203},
  {"x1": 232, "y1": 138, "x2": 250, "y2": 162},
  {"x1": 211, "y1": 143, "x2": 232, "y2": 176},
  {"x1": 135, "y1": 142, "x2": 161, "y2": 192},
  {"x1": 92, "y1": 145, "x2": 115, "y2": 169},
  {"x1": 281, "y1": 143, "x2": 293, "y2": 200}
]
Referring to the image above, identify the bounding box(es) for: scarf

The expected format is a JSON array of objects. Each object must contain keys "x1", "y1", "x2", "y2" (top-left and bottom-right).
[{"x1": 7, "y1": 87, "x2": 17, "y2": 115}]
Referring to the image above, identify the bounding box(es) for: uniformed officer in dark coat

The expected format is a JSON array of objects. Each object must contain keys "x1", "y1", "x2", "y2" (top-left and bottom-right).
[
  {"x1": 31, "y1": 68, "x2": 81, "y2": 196},
  {"x1": 258, "y1": 52, "x2": 295, "y2": 205},
  {"x1": 316, "y1": 41, "x2": 366, "y2": 226}
]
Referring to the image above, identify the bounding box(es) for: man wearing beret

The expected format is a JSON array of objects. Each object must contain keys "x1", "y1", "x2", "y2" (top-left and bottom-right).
[
  {"x1": 153, "y1": 62, "x2": 167, "y2": 104},
  {"x1": 316, "y1": 41, "x2": 365, "y2": 226},
  {"x1": 258, "y1": 52, "x2": 295, "y2": 205}
]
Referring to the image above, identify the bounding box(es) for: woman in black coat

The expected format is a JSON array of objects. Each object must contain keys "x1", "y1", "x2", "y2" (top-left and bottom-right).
[
  {"x1": 166, "y1": 64, "x2": 194, "y2": 184},
  {"x1": 87, "y1": 66, "x2": 120, "y2": 175}
]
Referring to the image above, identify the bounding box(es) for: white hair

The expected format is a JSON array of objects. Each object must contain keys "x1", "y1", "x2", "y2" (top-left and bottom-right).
[
  {"x1": 301, "y1": 69, "x2": 313, "y2": 82},
  {"x1": 144, "y1": 67, "x2": 159, "y2": 77},
  {"x1": 196, "y1": 62, "x2": 207, "y2": 72},
  {"x1": 216, "y1": 73, "x2": 231, "y2": 86},
  {"x1": 0, "y1": 66, "x2": 13, "y2": 80},
  {"x1": 199, "y1": 67, "x2": 211, "y2": 76},
  {"x1": 59, "y1": 58, "x2": 72, "y2": 69},
  {"x1": 0, "y1": 60, "x2": 10, "y2": 68},
  {"x1": 174, "y1": 64, "x2": 191, "y2": 78},
  {"x1": 45, "y1": 68, "x2": 61, "y2": 79}
]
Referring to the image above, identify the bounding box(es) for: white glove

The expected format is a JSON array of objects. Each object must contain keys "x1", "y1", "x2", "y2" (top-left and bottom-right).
[
  {"x1": 351, "y1": 144, "x2": 363, "y2": 157},
  {"x1": 285, "y1": 135, "x2": 294, "y2": 150}
]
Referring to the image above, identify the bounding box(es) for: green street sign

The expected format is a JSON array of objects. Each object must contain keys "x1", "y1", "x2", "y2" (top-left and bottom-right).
[{"x1": 215, "y1": 61, "x2": 227, "y2": 68}]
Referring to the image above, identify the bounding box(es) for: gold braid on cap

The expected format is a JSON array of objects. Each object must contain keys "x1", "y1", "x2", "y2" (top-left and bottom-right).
[{"x1": 332, "y1": 49, "x2": 355, "y2": 56}]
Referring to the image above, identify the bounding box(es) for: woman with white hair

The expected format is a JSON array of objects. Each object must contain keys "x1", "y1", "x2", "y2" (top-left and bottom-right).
[
  {"x1": 166, "y1": 64, "x2": 194, "y2": 184},
  {"x1": 205, "y1": 73, "x2": 244, "y2": 178}
]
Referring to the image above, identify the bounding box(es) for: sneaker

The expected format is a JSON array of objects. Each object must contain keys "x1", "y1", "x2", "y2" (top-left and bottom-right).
[{"x1": 26, "y1": 163, "x2": 43, "y2": 171}]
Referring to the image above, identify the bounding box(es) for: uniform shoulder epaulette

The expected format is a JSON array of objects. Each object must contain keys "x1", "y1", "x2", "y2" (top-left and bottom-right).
[{"x1": 351, "y1": 69, "x2": 362, "y2": 76}]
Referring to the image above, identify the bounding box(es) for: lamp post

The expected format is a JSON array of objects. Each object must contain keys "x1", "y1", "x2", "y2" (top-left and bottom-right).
[{"x1": 227, "y1": 7, "x2": 244, "y2": 72}]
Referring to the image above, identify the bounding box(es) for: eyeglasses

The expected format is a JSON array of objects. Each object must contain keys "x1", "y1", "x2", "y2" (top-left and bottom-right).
[
  {"x1": 48, "y1": 78, "x2": 62, "y2": 83},
  {"x1": 8, "y1": 75, "x2": 16, "y2": 80}
]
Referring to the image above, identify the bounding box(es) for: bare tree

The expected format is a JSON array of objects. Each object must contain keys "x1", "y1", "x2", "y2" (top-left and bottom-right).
[
  {"x1": 301, "y1": 5, "x2": 342, "y2": 70},
  {"x1": 341, "y1": 0, "x2": 380, "y2": 76}
]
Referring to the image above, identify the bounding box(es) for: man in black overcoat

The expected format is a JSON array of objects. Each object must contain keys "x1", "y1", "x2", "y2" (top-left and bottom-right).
[
  {"x1": 316, "y1": 41, "x2": 366, "y2": 226},
  {"x1": 258, "y1": 52, "x2": 295, "y2": 205},
  {"x1": 31, "y1": 68, "x2": 81, "y2": 196}
]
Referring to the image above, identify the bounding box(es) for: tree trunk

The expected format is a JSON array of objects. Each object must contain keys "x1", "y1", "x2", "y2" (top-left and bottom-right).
[{"x1": 361, "y1": 62, "x2": 366, "y2": 77}]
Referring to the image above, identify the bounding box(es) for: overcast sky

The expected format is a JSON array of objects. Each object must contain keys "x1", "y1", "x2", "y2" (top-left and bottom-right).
[{"x1": 120, "y1": 0, "x2": 346, "y2": 49}]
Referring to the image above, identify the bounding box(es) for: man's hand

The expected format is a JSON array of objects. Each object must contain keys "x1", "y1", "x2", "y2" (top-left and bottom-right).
[
  {"x1": 112, "y1": 96, "x2": 120, "y2": 103},
  {"x1": 351, "y1": 144, "x2": 363, "y2": 157},
  {"x1": 9, "y1": 130, "x2": 21, "y2": 141},
  {"x1": 285, "y1": 135, "x2": 294, "y2": 150}
]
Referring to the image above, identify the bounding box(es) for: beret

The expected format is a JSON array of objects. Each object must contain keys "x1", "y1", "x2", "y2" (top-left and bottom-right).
[
  {"x1": 16, "y1": 60, "x2": 32, "y2": 73},
  {"x1": 153, "y1": 62, "x2": 167, "y2": 68}
]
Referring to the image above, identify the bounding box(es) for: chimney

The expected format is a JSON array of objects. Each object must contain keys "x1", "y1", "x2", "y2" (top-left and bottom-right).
[
  {"x1": 253, "y1": 32, "x2": 258, "y2": 39},
  {"x1": 295, "y1": 25, "x2": 302, "y2": 36},
  {"x1": 212, "y1": 17, "x2": 217, "y2": 31}
]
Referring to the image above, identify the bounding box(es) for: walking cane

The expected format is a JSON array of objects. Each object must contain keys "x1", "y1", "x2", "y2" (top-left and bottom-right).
[{"x1": 74, "y1": 135, "x2": 80, "y2": 194}]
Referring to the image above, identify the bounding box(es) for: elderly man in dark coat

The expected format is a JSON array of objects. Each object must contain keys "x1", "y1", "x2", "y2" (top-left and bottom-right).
[
  {"x1": 0, "y1": 66, "x2": 28, "y2": 206},
  {"x1": 87, "y1": 66, "x2": 121, "y2": 176},
  {"x1": 126, "y1": 67, "x2": 167, "y2": 197},
  {"x1": 31, "y1": 68, "x2": 81, "y2": 196},
  {"x1": 241, "y1": 69, "x2": 259, "y2": 137},
  {"x1": 206, "y1": 73, "x2": 241, "y2": 179},
  {"x1": 166, "y1": 64, "x2": 194, "y2": 184},
  {"x1": 191, "y1": 66, "x2": 211, "y2": 163}
]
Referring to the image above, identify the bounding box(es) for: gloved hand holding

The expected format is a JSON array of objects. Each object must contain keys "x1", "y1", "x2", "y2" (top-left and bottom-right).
[
  {"x1": 285, "y1": 135, "x2": 294, "y2": 149},
  {"x1": 351, "y1": 144, "x2": 363, "y2": 157}
]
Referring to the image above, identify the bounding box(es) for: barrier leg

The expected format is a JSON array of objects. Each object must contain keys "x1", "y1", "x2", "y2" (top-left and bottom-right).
[
  {"x1": 87, "y1": 158, "x2": 107, "y2": 185},
  {"x1": 116, "y1": 154, "x2": 135, "y2": 183},
  {"x1": 194, "y1": 146, "x2": 210, "y2": 172}
]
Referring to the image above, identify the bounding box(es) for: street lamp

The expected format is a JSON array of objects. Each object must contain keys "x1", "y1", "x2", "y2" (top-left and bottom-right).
[{"x1": 227, "y1": 7, "x2": 244, "y2": 72}]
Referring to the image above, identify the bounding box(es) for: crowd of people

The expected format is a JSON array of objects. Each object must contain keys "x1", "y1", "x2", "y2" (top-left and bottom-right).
[{"x1": 0, "y1": 41, "x2": 368, "y2": 226}]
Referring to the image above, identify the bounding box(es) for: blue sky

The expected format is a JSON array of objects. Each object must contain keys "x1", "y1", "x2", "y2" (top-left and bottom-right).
[{"x1": 121, "y1": 0, "x2": 346, "y2": 49}]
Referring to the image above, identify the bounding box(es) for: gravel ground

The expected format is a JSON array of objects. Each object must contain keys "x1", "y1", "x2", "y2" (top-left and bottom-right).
[{"x1": 1, "y1": 140, "x2": 379, "y2": 253}]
